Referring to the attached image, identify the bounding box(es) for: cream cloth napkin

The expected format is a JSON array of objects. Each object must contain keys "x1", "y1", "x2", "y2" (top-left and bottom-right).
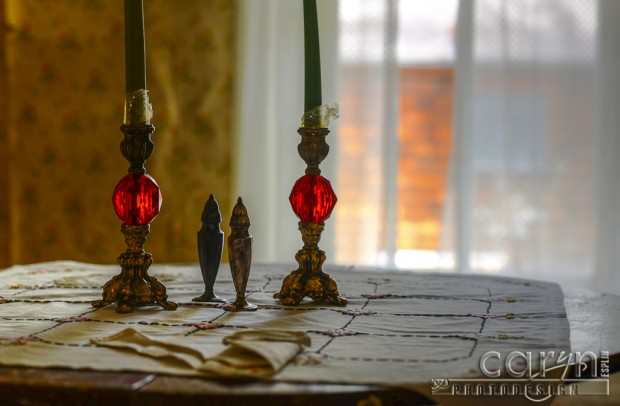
[{"x1": 91, "y1": 328, "x2": 311, "y2": 379}]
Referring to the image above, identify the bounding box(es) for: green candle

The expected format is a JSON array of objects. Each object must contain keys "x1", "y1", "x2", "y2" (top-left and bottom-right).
[
  {"x1": 124, "y1": 0, "x2": 146, "y2": 93},
  {"x1": 303, "y1": 0, "x2": 322, "y2": 112}
]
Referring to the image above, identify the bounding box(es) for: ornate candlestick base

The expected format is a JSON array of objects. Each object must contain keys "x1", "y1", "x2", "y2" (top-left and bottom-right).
[
  {"x1": 92, "y1": 224, "x2": 178, "y2": 313},
  {"x1": 275, "y1": 222, "x2": 347, "y2": 306}
]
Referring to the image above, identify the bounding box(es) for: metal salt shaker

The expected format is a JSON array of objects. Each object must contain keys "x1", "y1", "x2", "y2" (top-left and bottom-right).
[
  {"x1": 224, "y1": 197, "x2": 257, "y2": 311},
  {"x1": 193, "y1": 194, "x2": 226, "y2": 303}
]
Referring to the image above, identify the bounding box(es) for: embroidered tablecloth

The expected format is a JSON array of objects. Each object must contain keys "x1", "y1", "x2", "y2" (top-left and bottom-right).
[{"x1": 0, "y1": 261, "x2": 570, "y2": 391}]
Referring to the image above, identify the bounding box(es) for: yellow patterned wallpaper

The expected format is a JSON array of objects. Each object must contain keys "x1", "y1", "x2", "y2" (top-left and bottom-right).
[
  {"x1": 0, "y1": 0, "x2": 236, "y2": 267},
  {"x1": 0, "y1": 1, "x2": 8, "y2": 267}
]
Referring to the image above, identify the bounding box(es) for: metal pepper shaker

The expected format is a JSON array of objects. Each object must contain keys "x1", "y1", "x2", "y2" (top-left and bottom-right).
[
  {"x1": 224, "y1": 197, "x2": 257, "y2": 312},
  {"x1": 193, "y1": 194, "x2": 226, "y2": 303}
]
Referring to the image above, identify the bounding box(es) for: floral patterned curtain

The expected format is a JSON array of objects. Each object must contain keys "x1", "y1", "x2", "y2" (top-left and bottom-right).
[{"x1": 0, "y1": 0, "x2": 236, "y2": 267}]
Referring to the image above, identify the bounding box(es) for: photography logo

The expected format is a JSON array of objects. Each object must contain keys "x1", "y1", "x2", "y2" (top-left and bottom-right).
[{"x1": 431, "y1": 350, "x2": 610, "y2": 402}]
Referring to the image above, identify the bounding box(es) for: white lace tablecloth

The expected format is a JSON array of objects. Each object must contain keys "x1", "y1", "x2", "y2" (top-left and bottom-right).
[{"x1": 0, "y1": 261, "x2": 570, "y2": 391}]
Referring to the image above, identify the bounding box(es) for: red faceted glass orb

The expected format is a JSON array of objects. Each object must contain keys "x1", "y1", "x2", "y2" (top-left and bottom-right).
[
  {"x1": 112, "y1": 174, "x2": 162, "y2": 225},
  {"x1": 289, "y1": 174, "x2": 337, "y2": 223}
]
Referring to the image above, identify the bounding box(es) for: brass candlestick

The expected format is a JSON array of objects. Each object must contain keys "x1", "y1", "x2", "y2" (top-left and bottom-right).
[
  {"x1": 275, "y1": 114, "x2": 347, "y2": 307},
  {"x1": 93, "y1": 93, "x2": 177, "y2": 313}
]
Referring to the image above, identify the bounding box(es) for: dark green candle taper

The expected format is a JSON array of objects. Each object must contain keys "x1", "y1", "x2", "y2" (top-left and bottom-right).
[
  {"x1": 303, "y1": 0, "x2": 322, "y2": 112},
  {"x1": 124, "y1": 0, "x2": 146, "y2": 92}
]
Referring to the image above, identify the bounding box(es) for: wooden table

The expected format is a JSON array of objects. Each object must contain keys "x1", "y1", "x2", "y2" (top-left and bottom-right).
[{"x1": 0, "y1": 264, "x2": 618, "y2": 406}]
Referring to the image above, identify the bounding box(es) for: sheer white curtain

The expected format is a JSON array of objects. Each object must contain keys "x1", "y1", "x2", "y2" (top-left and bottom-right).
[
  {"x1": 235, "y1": 0, "x2": 398, "y2": 266},
  {"x1": 449, "y1": 0, "x2": 620, "y2": 294},
  {"x1": 592, "y1": 0, "x2": 620, "y2": 293},
  {"x1": 334, "y1": 0, "x2": 399, "y2": 266}
]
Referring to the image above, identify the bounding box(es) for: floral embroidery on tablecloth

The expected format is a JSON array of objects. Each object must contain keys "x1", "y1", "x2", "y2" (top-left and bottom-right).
[
  {"x1": 53, "y1": 276, "x2": 92, "y2": 286},
  {"x1": 151, "y1": 274, "x2": 177, "y2": 282},
  {"x1": 1, "y1": 336, "x2": 37, "y2": 346},
  {"x1": 317, "y1": 329, "x2": 360, "y2": 337},
  {"x1": 10, "y1": 284, "x2": 46, "y2": 290},
  {"x1": 294, "y1": 352, "x2": 326, "y2": 365},
  {"x1": 26, "y1": 268, "x2": 67, "y2": 275}
]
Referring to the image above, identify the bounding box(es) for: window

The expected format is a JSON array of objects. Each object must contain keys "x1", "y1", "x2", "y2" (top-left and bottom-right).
[
  {"x1": 335, "y1": 0, "x2": 458, "y2": 269},
  {"x1": 237, "y1": 0, "x2": 611, "y2": 292}
]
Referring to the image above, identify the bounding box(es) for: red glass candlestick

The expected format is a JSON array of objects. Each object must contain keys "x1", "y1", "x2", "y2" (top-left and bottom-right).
[
  {"x1": 275, "y1": 124, "x2": 347, "y2": 306},
  {"x1": 92, "y1": 123, "x2": 177, "y2": 313}
]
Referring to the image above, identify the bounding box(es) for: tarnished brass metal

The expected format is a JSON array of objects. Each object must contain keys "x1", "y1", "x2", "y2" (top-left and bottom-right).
[
  {"x1": 275, "y1": 126, "x2": 347, "y2": 306},
  {"x1": 275, "y1": 221, "x2": 347, "y2": 306},
  {"x1": 94, "y1": 122, "x2": 176, "y2": 313},
  {"x1": 120, "y1": 124, "x2": 154, "y2": 174},
  {"x1": 297, "y1": 127, "x2": 329, "y2": 175},
  {"x1": 92, "y1": 224, "x2": 178, "y2": 313},
  {"x1": 224, "y1": 198, "x2": 257, "y2": 312}
]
